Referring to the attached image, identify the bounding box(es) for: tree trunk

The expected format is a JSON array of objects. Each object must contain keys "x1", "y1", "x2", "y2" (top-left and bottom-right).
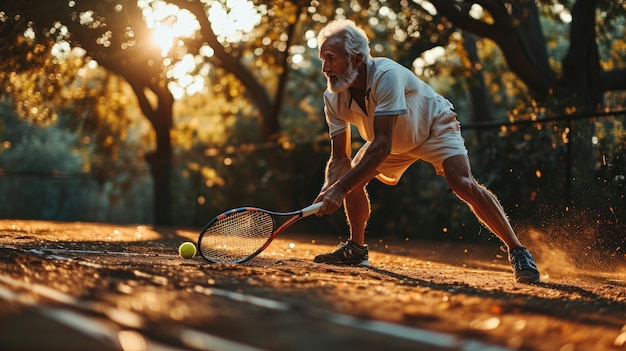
[
  {"x1": 146, "y1": 149, "x2": 172, "y2": 226},
  {"x1": 561, "y1": 0, "x2": 602, "y2": 111},
  {"x1": 173, "y1": 0, "x2": 276, "y2": 140},
  {"x1": 462, "y1": 31, "x2": 493, "y2": 123},
  {"x1": 490, "y1": 0, "x2": 561, "y2": 100},
  {"x1": 148, "y1": 99, "x2": 174, "y2": 225},
  {"x1": 128, "y1": 80, "x2": 175, "y2": 225}
]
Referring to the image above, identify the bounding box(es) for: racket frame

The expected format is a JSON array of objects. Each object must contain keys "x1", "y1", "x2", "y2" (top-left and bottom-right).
[{"x1": 197, "y1": 202, "x2": 322, "y2": 263}]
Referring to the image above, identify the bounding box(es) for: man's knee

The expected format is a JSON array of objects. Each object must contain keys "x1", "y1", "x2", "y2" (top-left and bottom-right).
[
  {"x1": 442, "y1": 155, "x2": 477, "y2": 197},
  {"x1": 447, "y1": 173, "x2": 477, "y2": 197}
]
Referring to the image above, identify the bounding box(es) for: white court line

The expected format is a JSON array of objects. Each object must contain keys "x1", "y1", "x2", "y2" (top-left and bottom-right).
[
  {"x1": 25, "y1": 248, "x2": 179, "y2": 257},
  {"x1": 193, "y1": 285, "x2": 290, "y2": 311},
  {"x1": 326, "y1": 311, "x2": 512, "y2": 351},
  {"x1": 0, "y1": 245, "x2": 181, "y2": 260}
]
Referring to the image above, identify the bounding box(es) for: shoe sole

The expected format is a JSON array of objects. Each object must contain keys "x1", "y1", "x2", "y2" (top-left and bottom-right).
[
  {"x1": 515, "y1": 275, "x2": 540, "y2": 284},
  {"x1": 314, "y1": 260, "x2": 369, "y2": 267}
]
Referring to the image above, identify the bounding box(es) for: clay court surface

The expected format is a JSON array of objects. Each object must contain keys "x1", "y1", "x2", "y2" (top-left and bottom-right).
[{"x1": 0, "y1": 220, "x2": 624, "y2": 350}]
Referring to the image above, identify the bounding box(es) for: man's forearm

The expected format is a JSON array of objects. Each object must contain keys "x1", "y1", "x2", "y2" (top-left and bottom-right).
[
  {"x1": 335, "y1": 141, "x2": 390, "y2": 194},
  {"x1": 323, "y1": 156, "x2": 351, "y2": 191}
]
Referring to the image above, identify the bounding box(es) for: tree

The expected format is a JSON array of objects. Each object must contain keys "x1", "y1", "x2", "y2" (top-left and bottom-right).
[
  {"x1": 1, "y1": 0, "x2": 339, "y2": 225},
  {"x1": 1, "y1": 0, "x2": 176, "y2": 224},
  {"x1": 426, "y1": 0, "x2": 626, "y2": 112},
  {"x1": 0, "y1": 0, "x2": 321, "y2": 224}
]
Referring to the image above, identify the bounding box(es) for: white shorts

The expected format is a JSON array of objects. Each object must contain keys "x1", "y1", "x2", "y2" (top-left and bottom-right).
[{"x1": 362, "y1": 112, "x2": 468, "y2": 185}]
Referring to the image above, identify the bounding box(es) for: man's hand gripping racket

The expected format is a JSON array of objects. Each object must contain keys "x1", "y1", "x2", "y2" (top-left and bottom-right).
[{"x1": 197, "y1": 202, "x2": 322, "y2": 263}]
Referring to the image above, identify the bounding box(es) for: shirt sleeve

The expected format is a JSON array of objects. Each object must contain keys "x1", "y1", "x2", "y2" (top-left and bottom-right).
[
  {"x1": 372, "y1": 69, "x2": 408, "y2": 117},
  {"x1": 324, "y1": 94, "x2": 348, "y2": 138}
]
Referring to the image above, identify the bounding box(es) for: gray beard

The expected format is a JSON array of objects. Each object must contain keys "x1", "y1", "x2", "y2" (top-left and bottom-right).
[{"x1": 327, "y1": 62, "x2": 359, "y2": 94}]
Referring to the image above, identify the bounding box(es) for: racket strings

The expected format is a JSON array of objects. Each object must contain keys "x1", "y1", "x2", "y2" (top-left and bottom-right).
[{"x1": 199, "y1": 211, "x2": 275, "y2": 262}]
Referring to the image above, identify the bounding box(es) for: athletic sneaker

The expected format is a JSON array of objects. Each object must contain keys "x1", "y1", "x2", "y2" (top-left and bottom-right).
[
  {"x1": 314, "y1": 240, "x2": 369, "y2": 266},
  {"x1": 509, "y1": 246, "x2": 540, "y2": 284}
]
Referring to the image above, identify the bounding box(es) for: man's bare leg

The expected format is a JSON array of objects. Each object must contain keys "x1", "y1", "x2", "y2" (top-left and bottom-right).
[
  {"x1": 442, "y1": 154, "x2": 523, "y2": 249},
  {"x1": 443, "y1": 154, "x2": 540, "y2": 283},
  {"x1": 343, "y1": 184, "x2": 370, "y2": 246},
  {"x1": 313, "y1": 176, "x2": 373, "y2": 265}
]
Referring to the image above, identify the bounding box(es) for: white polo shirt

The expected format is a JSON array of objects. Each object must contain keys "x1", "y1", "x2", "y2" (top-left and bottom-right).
[{"x1": 323, "y1": 57, "x2": 455, "y2": 154}]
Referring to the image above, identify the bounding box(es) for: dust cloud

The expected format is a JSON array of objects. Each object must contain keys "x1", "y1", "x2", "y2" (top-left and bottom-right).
[{"x1": 521, "y1": 210, "x2": 625, "y2": 281}]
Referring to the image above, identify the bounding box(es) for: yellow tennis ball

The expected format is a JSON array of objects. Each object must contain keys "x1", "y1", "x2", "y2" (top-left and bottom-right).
[{"x1": 178, "y1": 242, "x2": 197, "y2": 259}]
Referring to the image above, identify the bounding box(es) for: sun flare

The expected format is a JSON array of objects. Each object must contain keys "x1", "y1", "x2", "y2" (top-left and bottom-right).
[
  {"x1": 144, "y1": 0, "x2": 261, "y2": 56},
  {"x1": 140, "y1": 0, "x2": 261, "y2": 99},
  {"x1": 208, "y1": 0, "x2": 262, "y2": 42},
  {"x1": 144, "y1": 4, "x2": 198, "y2": 56}
]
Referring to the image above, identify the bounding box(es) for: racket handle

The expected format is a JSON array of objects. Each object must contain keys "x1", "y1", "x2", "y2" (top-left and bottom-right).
[{"x1": 301, "y1": 202, "x2": 323, "y2": 217}]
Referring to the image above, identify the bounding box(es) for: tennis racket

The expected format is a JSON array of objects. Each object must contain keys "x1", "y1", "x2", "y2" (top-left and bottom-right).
[{"x1": 197, "y1": 202, "x2": 322, "y2": 263}]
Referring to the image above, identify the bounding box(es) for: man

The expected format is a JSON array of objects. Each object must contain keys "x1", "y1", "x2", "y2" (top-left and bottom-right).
[{"x1": 312, "y1": 19, "x2": 540, "y2": 284}]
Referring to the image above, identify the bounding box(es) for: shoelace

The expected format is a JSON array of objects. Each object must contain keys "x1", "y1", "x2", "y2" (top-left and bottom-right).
[
  {"x1": 335, "y1": 242, "x2": 365, "y2": 258},
  {"x1": 511, "y1": 249, "x2": 536, "y2": 271}
]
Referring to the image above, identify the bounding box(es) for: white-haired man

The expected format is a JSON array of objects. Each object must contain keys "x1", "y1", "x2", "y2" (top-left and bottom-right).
[{"x1": 312, "y1": 19, "x2": 540, "y2": 284}]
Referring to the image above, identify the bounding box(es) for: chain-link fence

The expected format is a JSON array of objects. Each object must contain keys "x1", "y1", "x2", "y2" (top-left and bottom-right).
[{"x1": 1, "y1": 111, "x2": 624, "y2": 254}]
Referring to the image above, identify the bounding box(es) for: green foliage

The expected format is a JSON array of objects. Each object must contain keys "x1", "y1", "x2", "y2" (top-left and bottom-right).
[{"x1": 0, "y1": 102, "x2": 84, "y2": 173}]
